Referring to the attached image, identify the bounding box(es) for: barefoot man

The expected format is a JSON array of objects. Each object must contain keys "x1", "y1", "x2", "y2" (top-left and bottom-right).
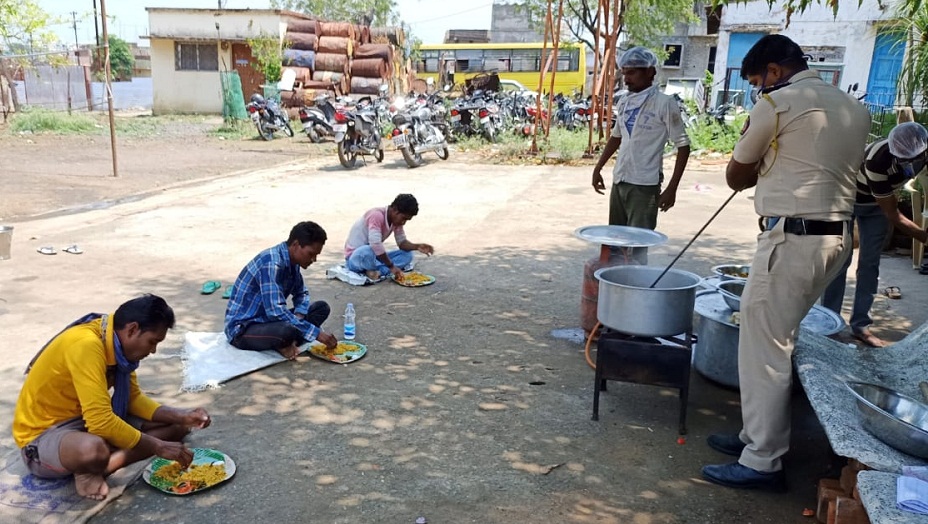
[
  {"x1": 225, "y1": 221, "x2": 338, "y2": 359},
  {"x1": 13, "y1": 295, "x2": 211, "y2": 500}
]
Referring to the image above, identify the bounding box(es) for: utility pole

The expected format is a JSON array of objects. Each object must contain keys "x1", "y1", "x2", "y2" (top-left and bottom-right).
[
  {"x1": 71, "y1": 11, "x2": 80, "y2": 50},
  {"x1": 100, "y1": 0, "x2": 118, "y2": 178}
]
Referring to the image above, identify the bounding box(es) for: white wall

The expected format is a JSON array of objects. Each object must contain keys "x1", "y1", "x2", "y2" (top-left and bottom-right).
[
  {"x1": 149, "y1": 9, "x2": 289, "y2": 114},
  {"x1": 149, "y1": 9, "x2": 286, "y2": 42},
  {"x1": 151, "y1": 38, "x2": 233, "y2": 115},
  {"x1": 711, "y1": 0, "x2": 897, "y2": 107}
]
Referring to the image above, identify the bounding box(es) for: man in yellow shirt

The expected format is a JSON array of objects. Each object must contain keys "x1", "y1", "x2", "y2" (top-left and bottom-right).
[{"x1": 13, "y1": 295, "x2": 211, "y2": 500}]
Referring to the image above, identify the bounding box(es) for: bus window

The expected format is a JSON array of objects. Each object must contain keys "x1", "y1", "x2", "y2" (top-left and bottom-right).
[
  {"x1": 511, "y1": 49, "x2": 541, "y2": 72},
  {"x1": 483, "y1": 49, "x2": 512, "y2": 72},
  {"x1": 542, "y1": 49, "x2": 579, "y2": 72},
  {"x1": 455, "y1": 49, "x2": 484, "y2": 73},
  {"x1": 417, "y1": 50, "x2": 441, "y2": 73}
]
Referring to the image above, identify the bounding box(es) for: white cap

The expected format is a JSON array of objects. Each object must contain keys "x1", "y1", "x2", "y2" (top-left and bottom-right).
[
  {"x1": 888, "y1": 122, "x2": 928, "y2": 158},
  {"x1": 618, "y1": 46, "x2": 658, "y2": 68}
]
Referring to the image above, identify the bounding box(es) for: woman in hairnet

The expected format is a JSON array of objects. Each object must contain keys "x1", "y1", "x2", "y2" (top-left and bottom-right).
[
  {"x1": 591, "y1": 46, "x2": 691, "y2": 264},
  {"x1": 822, "y1": 122, "x2": 928, "y2": 347}
]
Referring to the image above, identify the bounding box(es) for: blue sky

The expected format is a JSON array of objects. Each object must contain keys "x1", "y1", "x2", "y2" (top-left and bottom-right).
[{"x1": 34, "y1": 0, "x2": 494, "y2": 46}]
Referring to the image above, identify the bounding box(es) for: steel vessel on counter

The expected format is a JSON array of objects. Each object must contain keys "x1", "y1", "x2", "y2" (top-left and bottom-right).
[
  {"x1": 594, "y1": 265, "x2": 701, "y2": 338},
  {"x1": 846, "y1": 382, "x2": 928, "y2": 459},
  {"x1": 693, "y1": 289, "x2": 845, "y2": 388}
]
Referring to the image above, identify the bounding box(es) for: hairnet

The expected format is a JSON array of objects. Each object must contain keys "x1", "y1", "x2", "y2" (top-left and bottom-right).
[
  {"x1": 888, "y1": 122, "x2": 928, "y2": 158},
  {"x1": 618, "y1": 47, "x2": 658, "y2": 68}
]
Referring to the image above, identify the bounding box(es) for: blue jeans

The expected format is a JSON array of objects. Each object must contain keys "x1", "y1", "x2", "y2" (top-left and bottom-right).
[
  {"x1": 822, "y1": 203, "x2": 889, "y2": 332},
  {"x1": 346, "y1": 245, "x2": 414, "y2": 276}
]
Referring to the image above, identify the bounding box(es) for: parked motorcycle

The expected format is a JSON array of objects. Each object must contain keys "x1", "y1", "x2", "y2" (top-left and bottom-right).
[
  {"x1": 334, "y1": 96, "x2": 384, "y2": 169},
  {"x1": 391, "y1": 104, "x2": 449, "y2": 168},
  {"x1": 246, "y1": 93, "x2": 294, "y2": 141},
  {"x1": 298, "y1": 94, "x2": 344, "y2": 143}
]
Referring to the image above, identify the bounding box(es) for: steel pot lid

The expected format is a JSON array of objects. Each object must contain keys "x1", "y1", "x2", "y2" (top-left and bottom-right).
[
  {"x1": 694, "y1": 289, "x2": 845, "y2": 336},
  {"x1": 574, "y1": 225, "x2": 668, "y2": 248}
]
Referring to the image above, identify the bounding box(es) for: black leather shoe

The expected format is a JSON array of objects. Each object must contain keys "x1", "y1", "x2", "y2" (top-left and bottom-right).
[
  {"x1": 707, "y1": 433, "x2": 746, "y2": 456},
  {"x1": 701, "y1": 462, "x2": 787, "y2": 492}
]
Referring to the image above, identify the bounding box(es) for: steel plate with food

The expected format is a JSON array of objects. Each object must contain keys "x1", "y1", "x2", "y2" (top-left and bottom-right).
[
  {"x1": 712, "y1": 264, "x2": 751, "y2": 281},
  {"x1": 309, "y1": 340, "x2": 368, "y2": 363},
  {"x1": 392, "y1": 271, "x2": 435, "y2": 287},
  {"x1": 143, "y1": 448, "x2": 235, "y2": 495}
]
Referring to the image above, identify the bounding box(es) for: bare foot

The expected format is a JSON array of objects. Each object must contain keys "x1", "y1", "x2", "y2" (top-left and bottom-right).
[
  {"x1": 277, "y1": 343, "x2": 300, "y2": 360},
  {"x1": 853, "y1": 330, "x2": 887, "y2": 348},
  {"x1": 74, "y1": 473, "x2": 109, "y2": 500}
]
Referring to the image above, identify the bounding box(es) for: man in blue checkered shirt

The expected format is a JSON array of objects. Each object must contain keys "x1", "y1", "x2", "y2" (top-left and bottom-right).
[{"x1": 224, "y1": 221, "x2": 338, "y2": 359}]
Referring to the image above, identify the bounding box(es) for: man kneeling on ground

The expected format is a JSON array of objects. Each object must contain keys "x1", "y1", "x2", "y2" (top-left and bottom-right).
[
  {"x1": 13, "y1": 294, "x2": 211, "y2": 500},
  {"x1": 344, "y1": 193, "x2": 434, "y2": 281},
  {"x1": 225, "y1": 221, "x2": 338, "y2": 360}
]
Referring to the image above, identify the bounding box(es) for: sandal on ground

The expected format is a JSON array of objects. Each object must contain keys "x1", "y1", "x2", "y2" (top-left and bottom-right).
[
  {"x1": 853, "y1": 330, "x2": 887, "y2": 348},
  {"x1": 200, "y1": 280, "x2": 222, "y2": 295},
  {"x1": 63, "y1": 244, "x2": 83, "y2": 255},
  {"x1": 36, "y1": 246, "x2": 57, "y2": 255},
  {"x1": 222, "y1": 285, "x2": 234, "y2": 299},
  {"x1": 883, "y1": 286, "x2": 902, "y2": 299}
]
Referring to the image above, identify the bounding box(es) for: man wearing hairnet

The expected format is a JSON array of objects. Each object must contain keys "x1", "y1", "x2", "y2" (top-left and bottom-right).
[
  {"x1": 702, "y1": 34, "x2": 871, "y2": 492},
  {"x1": 592, "y1": 46, "x2": 691, "y2": 263},
  {"x1": 822, "y1": 122, "x2": 928, "y2": 347}
]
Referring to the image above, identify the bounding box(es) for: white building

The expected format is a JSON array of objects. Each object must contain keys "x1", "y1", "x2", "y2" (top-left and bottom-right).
[
  {"x1": 146, "y1": 8, "x2": 308, "y2": 115},
  {"x1": 710, "y1": 0, "x2": 905, "y2": 109}
]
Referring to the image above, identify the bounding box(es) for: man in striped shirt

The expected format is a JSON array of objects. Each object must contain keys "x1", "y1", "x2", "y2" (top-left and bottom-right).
[
  {"x1": 225, "y1": 221, "x2": 338, "y2": 359},
  {"x1": 822, "y1": 123, "x2": 928, "y2": 347}
]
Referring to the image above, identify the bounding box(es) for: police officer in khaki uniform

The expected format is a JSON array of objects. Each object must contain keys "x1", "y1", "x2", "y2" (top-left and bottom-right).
[{"x1": 701, "y1": 35, "x2": 871, "y2": 492}]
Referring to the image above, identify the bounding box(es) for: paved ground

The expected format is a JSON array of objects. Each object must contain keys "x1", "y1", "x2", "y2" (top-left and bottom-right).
[{"x1": 1, "y1": 134, "x2": 926, "y2": 523}]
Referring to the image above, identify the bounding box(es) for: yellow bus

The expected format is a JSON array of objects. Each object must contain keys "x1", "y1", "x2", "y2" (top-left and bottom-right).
[{"x1": 414, "y1": 42, "x2": 587, "y2": 96}]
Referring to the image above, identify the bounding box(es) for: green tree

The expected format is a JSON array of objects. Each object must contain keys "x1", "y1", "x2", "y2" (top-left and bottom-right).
[
  {"x1": 518, "y1": 0, "x2": 697, "y2": 60},
  {"x1": 0, "y1": 0, "x2": 60, "y2": 113},
  {"x1": 270, "y1": 0, "x2": 398, "y2": 26},
  {"x1": 248, "y1": 32, "x2": 285, "y2": 82},
  {"x1": 881, "y1": 7, "x2": 928, "y2": 107},
  {"x1": 106, "y1": 35, "x2": 134, "y2": 81}
]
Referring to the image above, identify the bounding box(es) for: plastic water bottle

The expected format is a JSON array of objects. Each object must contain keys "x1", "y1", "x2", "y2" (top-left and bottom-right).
[{"x1": 343, "y1": 303, "x2": 356, "y2": 340}]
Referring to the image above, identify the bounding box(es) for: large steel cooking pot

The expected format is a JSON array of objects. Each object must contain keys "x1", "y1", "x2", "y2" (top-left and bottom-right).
[{"x1": 594, "y1": 265, "x2": 701, "y2": 337}]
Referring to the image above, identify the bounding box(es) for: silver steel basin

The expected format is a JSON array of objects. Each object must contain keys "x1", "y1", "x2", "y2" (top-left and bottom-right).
[
  {"x1": 846, "y1": 382, "x2": 928, "y2": 459},
  {"x1": 715, "y1": 280, "x2": 745, "y2": 312}
]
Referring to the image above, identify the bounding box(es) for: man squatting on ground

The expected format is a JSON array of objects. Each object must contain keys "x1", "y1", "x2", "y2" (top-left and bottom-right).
[
  {"x1": 225, "y1": 221, "x2": 338, "y2": 360},
  {"x1": 13, "y1": 295, "x2": 211, "y2": 500},
  {"x1": 822, "y1": 122, "x2": 928, "y2": 348},
  {"x1": 591, "y1": 46, "x2": 691, "y2": 264},
  {"x1": 700, "y1": 34, "x2": 872, "y2": 492},
  {"x1": 344, "y1": 193, "x2": 434, "y2": 281}
]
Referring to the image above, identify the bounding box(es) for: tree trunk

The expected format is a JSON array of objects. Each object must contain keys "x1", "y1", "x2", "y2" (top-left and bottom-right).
[{"x1": 0, "y1": 60, "x2": 21, "y2": 122}]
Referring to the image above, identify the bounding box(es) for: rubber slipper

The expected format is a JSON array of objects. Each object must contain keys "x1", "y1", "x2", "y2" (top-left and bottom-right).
[
  {"x1": 36, "y1": 246, "x2": 57, "y2": 255},
  {"x1": 222, "y1": 285, "x2": 234, "y2": 299},
  {"x1": 883, "y1": 286, "x2": 902, "y2": 299},
  {"x1": 200, "y1": 280, "x2": 222, "y2": 295},
  {"x1": 63, "y1": 244, "x2": 83, "y2": 255}
]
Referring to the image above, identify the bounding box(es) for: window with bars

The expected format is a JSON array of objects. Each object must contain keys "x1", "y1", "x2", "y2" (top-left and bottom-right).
[{"x1": 175, "y1": 43, "x2": 218, "y2": 71}]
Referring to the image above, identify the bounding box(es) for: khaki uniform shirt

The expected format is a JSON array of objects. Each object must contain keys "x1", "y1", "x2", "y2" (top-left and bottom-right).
[{"x1": 733, "y1": 70, "x2": 872, "y2": 221}]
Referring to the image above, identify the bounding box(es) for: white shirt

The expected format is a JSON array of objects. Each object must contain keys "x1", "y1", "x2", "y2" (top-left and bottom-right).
[{"x1": 610, "y1": 89, "x2": 690, "y2": 186}]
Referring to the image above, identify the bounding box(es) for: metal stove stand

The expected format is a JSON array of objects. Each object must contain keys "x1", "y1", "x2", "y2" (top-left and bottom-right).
[{"x1": 591, "y1": 329, "x2": 695, "y2": 435}]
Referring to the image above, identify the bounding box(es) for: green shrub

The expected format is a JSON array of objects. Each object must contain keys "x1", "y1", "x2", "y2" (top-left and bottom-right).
[
  {"x1": 9, "y1": 108, "x2": 97, "y2": 134},
  {"x1": 686, "y1": 114, "x2": 748, "y2": 154}
]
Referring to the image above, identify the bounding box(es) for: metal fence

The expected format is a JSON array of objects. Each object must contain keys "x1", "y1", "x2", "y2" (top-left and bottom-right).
[{"x1": 15, "y1": 65, "x2": 90, "y2": 112}]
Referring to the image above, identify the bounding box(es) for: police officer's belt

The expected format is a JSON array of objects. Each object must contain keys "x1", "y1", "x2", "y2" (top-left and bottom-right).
[{"x1": 764, "y1": 217, "x2": 845, "y2": 235}]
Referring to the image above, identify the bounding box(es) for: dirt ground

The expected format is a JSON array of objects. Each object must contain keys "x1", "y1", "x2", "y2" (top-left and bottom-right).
[{"x1": 1, "y1": 124, "x2": 927, "y2": 524}]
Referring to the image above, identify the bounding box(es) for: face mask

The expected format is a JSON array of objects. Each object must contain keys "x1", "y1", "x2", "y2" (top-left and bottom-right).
[{"x1": 899, "y1": 157, "x2": 926, "y2": 179}]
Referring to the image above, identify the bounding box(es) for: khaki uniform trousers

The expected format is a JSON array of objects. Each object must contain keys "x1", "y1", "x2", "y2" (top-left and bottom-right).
[{"x1": 737, "y1": 219, "x2": 849, "y2": 472}]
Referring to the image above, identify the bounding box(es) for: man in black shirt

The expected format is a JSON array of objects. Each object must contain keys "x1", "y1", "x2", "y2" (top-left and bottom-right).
[{"x1": 822, "y1": 122, "x2": 928, "y2": 347}]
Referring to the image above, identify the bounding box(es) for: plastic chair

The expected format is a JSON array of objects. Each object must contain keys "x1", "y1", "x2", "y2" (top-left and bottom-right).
[{"x1": 903, "y1": 171, "x2": 928, "y2": 269}]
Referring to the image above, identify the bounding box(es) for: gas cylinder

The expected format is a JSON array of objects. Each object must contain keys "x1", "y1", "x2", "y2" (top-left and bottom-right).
[{"x1": 581, "y1": 248, "x2": 640, "y2": 338}]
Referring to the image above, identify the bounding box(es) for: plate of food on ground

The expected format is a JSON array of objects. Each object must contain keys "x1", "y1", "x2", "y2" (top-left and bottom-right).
[
  {"x1": 392, "y1": 271, "x2": 436, "y2": 287},
  {"x1": 309, "y1": 340, "x2": 368, "y2": 364},
  {"x1": 143, "y1": 448, "x2": 235, "y2": 495}
]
